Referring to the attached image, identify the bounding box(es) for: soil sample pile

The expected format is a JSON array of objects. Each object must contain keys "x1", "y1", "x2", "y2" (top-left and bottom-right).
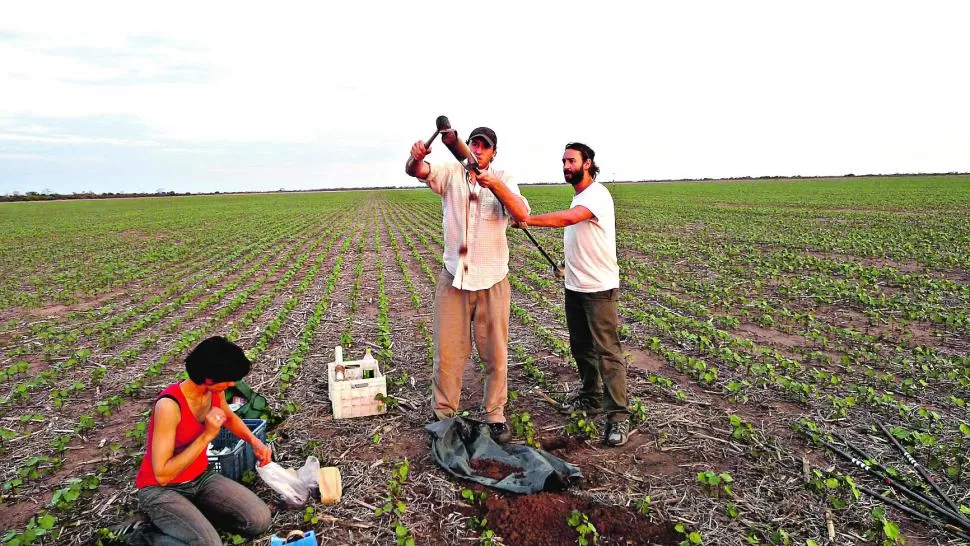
[
  {"x1": 469, "y1": 458, "x2": 524, "y2": 481},
  {"x1": 481, "y1": 491, "x2": 679, "y2": 546}
]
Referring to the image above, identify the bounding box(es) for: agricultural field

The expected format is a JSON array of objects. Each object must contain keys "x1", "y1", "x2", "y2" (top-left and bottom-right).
[{"x1": 0, "y1": 174, "x2": 968, "y2": 545}]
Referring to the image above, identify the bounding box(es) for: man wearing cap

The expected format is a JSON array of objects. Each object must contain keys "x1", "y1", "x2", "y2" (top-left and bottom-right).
[
  {"x1": 406, "y1": 126, "x2": 529, "y2": 443},
  {"x1": 519, "y1": 142, "x2": 629, "y2": 447}
]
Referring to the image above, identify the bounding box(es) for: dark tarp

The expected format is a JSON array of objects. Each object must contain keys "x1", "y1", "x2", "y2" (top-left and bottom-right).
[{"x1": 426, "y1": 417, "x2": 583, "y2": 494}]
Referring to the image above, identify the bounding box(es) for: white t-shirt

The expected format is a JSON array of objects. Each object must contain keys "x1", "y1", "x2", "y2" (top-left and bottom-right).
[{"x1": 563, "y1": 182, "x2": 619, "y2": 292}]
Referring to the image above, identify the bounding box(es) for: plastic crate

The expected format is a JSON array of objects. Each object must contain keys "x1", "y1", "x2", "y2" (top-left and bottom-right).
[
  {"x1": 327, "y1": 346, "x2": 386, "y2": 419},
  {"x1": 208, "y1": 418, "x2": 267, "y2": 481}
]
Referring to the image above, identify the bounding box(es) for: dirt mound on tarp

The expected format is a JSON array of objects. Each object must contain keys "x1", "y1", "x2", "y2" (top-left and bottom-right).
[
  {"x1": 469, "y1": 458, "x2": 525, "y2": 481},
  {"x1": 478, "y1": 491, "x2": 679, "y2": 545}
]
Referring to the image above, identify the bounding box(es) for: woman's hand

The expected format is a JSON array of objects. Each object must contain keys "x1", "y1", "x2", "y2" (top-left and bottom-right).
[
  {"x1": 252, "y1": 438, "x2": 272, "y2": 466},
  {"x1": 203, "y1": 407, "x2": 227, "y2": 440}
]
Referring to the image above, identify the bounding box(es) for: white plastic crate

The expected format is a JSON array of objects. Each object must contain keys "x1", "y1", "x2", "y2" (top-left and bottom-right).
[{"x1": 327, "y1": 346, "x2": 387, "y2": 419}]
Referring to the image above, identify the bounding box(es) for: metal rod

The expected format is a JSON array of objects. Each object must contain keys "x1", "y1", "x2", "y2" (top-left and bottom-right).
[
  {"x1": 876, "y1": 421, "x2": 968, "y2": 527},
  {"x1": 827, "y1": 432, "x2": 970, "y2": 532},
  {"x1": 405, "y1": 129, "x2": 441, "y2": 172},
  {"x1": 856, "y1": 483, "x2": 970, "y2": 543},
  {"x1": 521, "y1": 228, "x2": 557, "y2": 269}
]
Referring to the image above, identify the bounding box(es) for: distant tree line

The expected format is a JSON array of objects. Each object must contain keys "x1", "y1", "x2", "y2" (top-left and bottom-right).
[
  {"x1": 0, "y1": 190, "x2": 188, "y2": 202},
  {"x1": 3, "y1": 172, "x2": 967, "y2": 202}
]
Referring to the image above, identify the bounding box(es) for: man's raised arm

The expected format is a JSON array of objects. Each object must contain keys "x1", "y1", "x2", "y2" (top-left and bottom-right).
[{"x1": 405, "y1": 140, "x2": 432, "y2": 181}]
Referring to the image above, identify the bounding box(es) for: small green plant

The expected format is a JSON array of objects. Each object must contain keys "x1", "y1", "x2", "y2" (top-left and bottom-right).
[
  {"x1": 17, "y1": 456, "x2": 53, "y2": 482},
  {"x1": 468, "y1": 515, "x2": 488, "y2": 532},
  {"x1": 94, "y1": 527, "x2": 119, "y2": 546},
  {"x1": 635, "y1": 495, "x2": 651, "y2": 515},
  {"x1": 303, "y1": 506, "x2": 321, "y2": 524},
  {"x1": 375, "y1": 392, "x2": 398, "y2": 412},
  {"x1": 461, "y1": 488, "x2": 487, "y2": 505},
  {"x1": 564, "y1": 411, "x2": 598, "y2": 439},
  {"x1": 566, "y1": 510, "x2": 599, "y2": 545},
  {"x1": 126, "y1": 420, "x2": 148, "y2": 442},
  {"x1": 392, "y1": 521, "x2": 414, "y2": 546},
  {"x1": 74, "y1": 414, "x2": 96, "y2": 434},
  {"x1": 869, "y1": 506, "x2": 904, "y2": 545},
  {"x1": 806, "y1": 469, "x2": 860, "y2": 509},
  {"x1": 628, "y1": 397, "x2": 648, "y2": 426},
  {"x1": 792, "y1": 417, "x2": 827, "y2": 445},
  {"x1": 0, "y1": 427, "x2": 19, "y2": 445},
  {"x1": 674, "y1": 523, "x2": 702, "y2": 545},
  {"x1": 375, "y1": 459, "x2": 414, "y2": 546},
  {"x1": 728, "y1": 414, "x2": 754, "y2": 442},
  {"x1": 1, "y1": 513, "x2": 57, "y2": 546},
  {"x1": 466, "y1": 515, "x2": 501, "y2": 545},
  {"x1": 509, "y1": 412, "x2": 539, "y2": 448},
  {"x1": 96, "y1": 395, "x2": 123, "y2": 417},
  {"x1": 724, "y1": 380, "x2": 750, "y2": 403},
  {"x1": 479, "y1": 528, "x2": 499, "y2": 546},
  {"x1": 221, "y1": 532, "x2": 248, "y2": 545},
  {"x1": 696, "y1": 470, "x2": 734, "y2": 498},
  {"x1": 48, "y1": 474, "x2": 101, "y2": 511},
  {"x1": 388, "y1": 370, "x2": 409, "y2": 387},
  {"x1": 767, "y1": 527, "x2": 791, "y2": 545},
  {"x1": 617, "y1": 324, "x2": 632, "y2": 339}
]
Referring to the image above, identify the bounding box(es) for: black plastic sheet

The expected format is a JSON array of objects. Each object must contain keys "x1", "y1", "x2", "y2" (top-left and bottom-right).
[{"x1": 426, "y1": 417, "x2": 583, "y2": 494}]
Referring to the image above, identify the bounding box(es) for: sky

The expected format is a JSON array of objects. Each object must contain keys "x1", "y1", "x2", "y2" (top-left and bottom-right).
[{"x1": 1, "y1": 1, "x2": 968, "y2": 195}]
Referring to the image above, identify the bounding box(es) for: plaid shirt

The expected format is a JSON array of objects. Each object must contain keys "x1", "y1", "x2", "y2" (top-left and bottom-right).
[{"x1": 422, "y1": 162, "x2": 529, "y2": 291}]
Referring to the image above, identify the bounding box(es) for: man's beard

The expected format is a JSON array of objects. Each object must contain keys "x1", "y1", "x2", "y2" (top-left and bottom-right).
[{"x1": 564, "y1": 168, "x2": 582, "y2": 185}]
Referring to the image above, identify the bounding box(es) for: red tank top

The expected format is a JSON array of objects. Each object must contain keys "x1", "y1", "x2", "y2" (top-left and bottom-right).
[{"x1": 135, "y1": 383, "x2": 211, "y2": 488}]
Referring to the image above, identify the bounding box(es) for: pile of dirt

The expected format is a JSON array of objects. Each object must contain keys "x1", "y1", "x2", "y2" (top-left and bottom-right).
[
  {"x1": 541, "y1": 435, "x2": 586, "y2": 453},
  {"x1": 478, "y1": 491, "x2": 679, "y2": 545},
  {"x1": 469, "y1": 458, "x2": 524, "y2": 481}
]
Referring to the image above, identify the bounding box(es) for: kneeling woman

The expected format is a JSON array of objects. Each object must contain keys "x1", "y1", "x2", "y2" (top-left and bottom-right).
[{"x1": 128, "y1": 336, "x2": 272, "y2": 545}]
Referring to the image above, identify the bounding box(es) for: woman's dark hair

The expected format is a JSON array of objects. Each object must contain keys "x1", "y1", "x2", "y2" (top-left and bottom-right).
[
  {"x1": 185, "y1": 336, "x2": 251, "y2": 384},
  {"x1": 565, "y1": 142, "x2": 600, "y2": 180}
]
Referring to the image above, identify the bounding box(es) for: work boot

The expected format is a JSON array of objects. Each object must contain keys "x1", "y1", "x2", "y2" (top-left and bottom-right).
[
  {"x1": 488, "y1": 422, "x2": 512, "y2": 443},
  {"x1": 604, "y1": 419, "x2": 629, "y2": 447},
  {"x1": 106, "y1": 512, "x2": 149, "y2": 543},
  {"x1": 558, "y1": 395, "x2": 603, "y2": 416}
]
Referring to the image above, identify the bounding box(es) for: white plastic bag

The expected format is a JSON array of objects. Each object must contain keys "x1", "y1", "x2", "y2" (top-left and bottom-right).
[
  {"x1": 256, "y1": 456, "x2": 320, "y2": 506},
  {"x1": 296, "y1": 456, "x2": 320, "y2": 489}
]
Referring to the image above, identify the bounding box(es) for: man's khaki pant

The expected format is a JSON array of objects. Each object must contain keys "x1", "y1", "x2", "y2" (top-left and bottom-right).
[{"x1": 431, "y1": 268, "x2": 510, "y2": 424}]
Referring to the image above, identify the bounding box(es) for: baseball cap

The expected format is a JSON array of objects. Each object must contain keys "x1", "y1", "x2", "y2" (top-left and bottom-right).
[{"x1": 467, "y1": 127, "x2": 497, "y2": 149}]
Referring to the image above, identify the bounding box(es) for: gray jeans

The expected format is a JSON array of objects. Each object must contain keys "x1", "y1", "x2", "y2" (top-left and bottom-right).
[
  {"x1": 130, "y1": 470, "x2": 271, "y2": 545},
  {"x1": 565, "y1": 288, "x2": 629, "y2": 420}
]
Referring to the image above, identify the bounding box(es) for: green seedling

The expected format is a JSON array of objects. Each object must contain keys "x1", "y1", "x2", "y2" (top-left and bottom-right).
[
  {"x1": 696, "y1": 470, "x2": 734, "y2": 498},
  {"x1": 566, "y1": 510, "x2": 599, "y2": 546}
]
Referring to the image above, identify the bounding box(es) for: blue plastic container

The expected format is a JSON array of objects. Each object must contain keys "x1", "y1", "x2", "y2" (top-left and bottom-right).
[
  {"x1": 208, "y1": 418, "x2": 267, "y2": 481},
  {"x1": 270, "y1": 530, "x2": 317, "y2": 546}
]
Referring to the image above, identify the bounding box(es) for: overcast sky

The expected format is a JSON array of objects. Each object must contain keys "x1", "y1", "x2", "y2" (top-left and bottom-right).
[{"x1": 1, "y1": 1, "x2": 968, "y2": 195}]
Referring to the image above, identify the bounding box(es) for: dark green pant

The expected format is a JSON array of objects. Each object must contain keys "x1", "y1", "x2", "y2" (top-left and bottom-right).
[{"x1": 565, "y1": 288, "x2": 629, "y2": 421}]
